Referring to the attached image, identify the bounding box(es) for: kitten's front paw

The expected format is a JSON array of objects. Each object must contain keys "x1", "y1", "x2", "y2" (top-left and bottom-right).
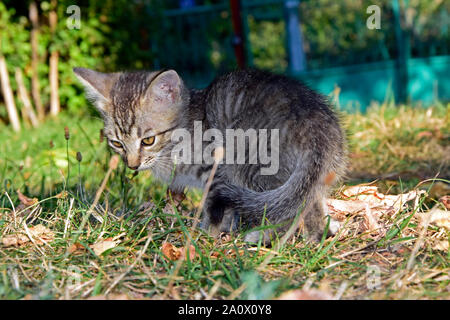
[
  {"x1": 305, "y1": 217, "x2": 341, "y2": 242},
  {"x1": 218, "y1": 211, "x2": 240, "y2": 233},
  {"x1": 327, "y1": 217, "x2": 341, "y2": 236},
  {"x1": 243, "y1": 230, "x2": 273, "y2": 246}
]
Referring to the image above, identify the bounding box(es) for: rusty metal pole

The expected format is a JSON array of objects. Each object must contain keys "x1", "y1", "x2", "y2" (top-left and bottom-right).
[{"x1": 230, "y1": 0, "x2": 246, "y2": 68}]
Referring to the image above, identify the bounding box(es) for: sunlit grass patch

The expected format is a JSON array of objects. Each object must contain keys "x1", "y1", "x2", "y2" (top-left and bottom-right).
[
  {"x1": 0, "y1": 104, "x2": 449, "y2": 300},
  {"x1": 344, "y1": 103, "x2": 449, "y2": 187}
]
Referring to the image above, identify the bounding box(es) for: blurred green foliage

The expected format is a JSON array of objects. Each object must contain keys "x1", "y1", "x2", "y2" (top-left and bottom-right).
[
  {"x1": 246, "y1": 0, "x2": 449, "y2": 71},
  {"x1": 248, "y1": 16, "x2": 287, "y2": 71},
  {"x1": 0, "y1": 0, "x2": 448, "y2": 118},
  {"x1": 299, "y1": 0, "x2": 396, "y2": 68},
  {"x1": 0, "y1": 0, "x2": 164, "y2": 118}
]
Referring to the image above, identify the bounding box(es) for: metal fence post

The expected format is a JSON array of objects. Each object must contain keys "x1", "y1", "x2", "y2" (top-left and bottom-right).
[
  {"x1": 230, "y1": 0, "x2": 247, "y2": 68},
  {"x1": 284, "y1": 0, "x2": 306, "y2": 74}
]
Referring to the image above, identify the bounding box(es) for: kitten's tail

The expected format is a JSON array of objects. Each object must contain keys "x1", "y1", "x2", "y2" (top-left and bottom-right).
[{"x1": 209, "y1": 148, "x2": 326, "y2": 227}]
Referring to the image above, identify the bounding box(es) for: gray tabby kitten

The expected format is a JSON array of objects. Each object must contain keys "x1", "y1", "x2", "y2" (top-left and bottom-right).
[{"x1": 74, "y1": 68, "x2": 346, "y2": 243}]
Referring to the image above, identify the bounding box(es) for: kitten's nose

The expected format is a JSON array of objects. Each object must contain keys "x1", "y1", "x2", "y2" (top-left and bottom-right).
[{"x1": 126, "y1": 157, "x2": 140, "y2": 170}]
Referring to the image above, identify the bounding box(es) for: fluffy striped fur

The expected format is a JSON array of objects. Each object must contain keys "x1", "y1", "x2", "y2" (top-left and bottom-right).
[{"x1": 74, "y1": 67, "x2": 346, "y2": 243}]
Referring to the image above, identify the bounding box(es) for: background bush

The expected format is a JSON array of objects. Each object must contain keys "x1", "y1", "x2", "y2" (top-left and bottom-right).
[{"x1": 0, "y1": 0, "x2": 448, "y2": 119}]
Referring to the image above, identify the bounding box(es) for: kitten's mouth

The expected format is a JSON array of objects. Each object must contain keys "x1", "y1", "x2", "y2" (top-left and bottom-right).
[
  {"x1": 125, "y1": 163, "x2": 144, "y2": 171},
  {"x1": 133, "y1": 162, "x2": 153, "y2": 172}
]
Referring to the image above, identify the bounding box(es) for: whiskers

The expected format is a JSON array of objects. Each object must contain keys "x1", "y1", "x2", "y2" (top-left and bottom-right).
[
  {"x1": 155, "y1": 155, "x2": 176, "y2": 172},
  {"x1": 141, "y1": 154, "x2": 176, "y2": 179}
]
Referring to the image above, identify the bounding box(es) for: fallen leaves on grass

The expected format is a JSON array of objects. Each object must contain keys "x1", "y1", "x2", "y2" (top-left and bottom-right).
[
  {"x1": 432, "y1": 240, "x2": 449, "y2": 252},
  {"x1": 340, "y1": 184, "x2": 423, "y2": 211},
  {"x1": 327, "y1": 183, "x2": 449, "y2": 255},
  {"x1": 327, "y1": 184, "x2": 426, "y2": 236},
  {"x1": 2, "y1": 233, "x2": 28, "y2": 247},
  {"x1": 362, "y1": 204, "x2": 381, "y2": 232},
  {"x1": 68, "y1": 242, "x2": 86, "y2": 255},
  {"x1": 91, "y1": 238, "x2": 120, "y2": 256},
  {"x1": 210, "y1": 248, "x2": 250, "y2": 259},
  {"x1": 17, "y1": 189, "x2": 38, "y2": 207},
  {"x1": 418, "y1": 209, "x2": 450, "y2": 231},
  {"x1": 439, "y1": 195, "x2": 450, "y2": 210},
  {"x1": 161, "y1": 242, "x2": 196, "y2": 261},
  {"x1": 2, "y1": 224, "x2": 54, "y2": 247},
  {"x1": 329, "y1": 185, "x2": 423, "y2": 216},
  {"x1": 162, "y1": 242, "x2": 180, "y2": 260},
  {"x1": 220, "y1": 233, "x2": 232, "y2": 243},
  {"x1": 55, "y1": 191, "x2": 68, "y2": 199},
  {"x1": 2, "y1": 190, "x2": 43, "y2": 226}
]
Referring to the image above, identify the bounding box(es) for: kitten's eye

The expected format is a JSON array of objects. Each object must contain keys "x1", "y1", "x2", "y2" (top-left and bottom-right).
[
  {"x1": 111, "y1": 140, "x2": 123, "y2": 148},
  {"x1": 141, "y1": 136, "x2": 155, "y2": 146}
]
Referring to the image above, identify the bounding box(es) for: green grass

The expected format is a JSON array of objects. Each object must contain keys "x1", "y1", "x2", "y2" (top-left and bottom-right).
[{"x1": 0, "y1": 104, "x2": 449, "y2": 300}]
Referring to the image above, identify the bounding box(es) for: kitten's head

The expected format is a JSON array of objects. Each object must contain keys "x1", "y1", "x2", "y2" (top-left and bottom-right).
[{"x1": 74, "y1": 68, "x2": 186, "y2": 171}]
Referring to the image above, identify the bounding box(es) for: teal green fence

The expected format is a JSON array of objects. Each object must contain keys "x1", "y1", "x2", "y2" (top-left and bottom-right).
[{"x1": 154, "y1": 0, "x2": 450, "y2": 111}]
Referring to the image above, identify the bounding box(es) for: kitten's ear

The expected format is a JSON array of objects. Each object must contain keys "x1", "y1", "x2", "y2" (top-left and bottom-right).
[
  {"x1": 147, "y1": 70, "x2": 182, "y2": 106},
  {"x1": 73, "y1": 67, "x2": 119, "y2": 112}
]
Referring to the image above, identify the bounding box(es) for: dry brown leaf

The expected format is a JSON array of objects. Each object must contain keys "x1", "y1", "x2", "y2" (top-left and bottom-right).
[
  {"x1": 2, "y1": 224, "x2": 54, "y2": 247},
  {"x1": 327, "y1": 198, "x2": 366, "y2": 214},
  {"x1": 334, "y1": 185, "x2": 424, "y2": 215},
  {"x1": 439, "y1": 195, "x2": 450, "y2": 210},
  {"x1": 55, "y1": 191, "x2": 68, "y2": 199},
  {"x1": 210, "y1": 248, "x2": 244, "y2": 259},
  {"x1": 419, "y1": 209, "x2": 450, "y2": 231},
  {"x1": 432, "y1": 240, "x2": 449, "y2": 252},
  {"x1": 342, "y1": 185, "x2": 378, "y2": 198},
  {"x1": 180, "y1": 245, "x2": 196, "y2": 261},
  {"x1": 162, "y1": 242, "x2": 181, "y2": 260},
  {"x1": 277, "y1": 289, "x2": 333, "y2": 300},
  {"x1": 91, "y1": 238, "x2": 120, "y2": 256},
  {"x1": 68, "y1": 242, "x2": 86, "y2": 254},
  {"x1": 28, "y1": 224, "x2": 55, "y2": 244},
  {"x1": 328, "y1": 185, "x2": 425, "y2": 237},
  {"x1": 362, "y1": 204, "x2": 381, "y2": 233},
  {"x1": 17, "y1": 189, "x2": 38, "y2": 207},
  {"x1": 220, "y1": 233, "x2": 232, "y2": 242},
  {"x1": 2, "y1": 233, "x2": 29, "y2": 247},
  {"x1": 327, "y1": 198, "x2": 389, "y2": 224},
  {"x1": 161, "y1": 242, "x2": 196, "y2": 261},
  {"x1": 344, "y1": 185, "x2": 422, "y2": 211}
]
